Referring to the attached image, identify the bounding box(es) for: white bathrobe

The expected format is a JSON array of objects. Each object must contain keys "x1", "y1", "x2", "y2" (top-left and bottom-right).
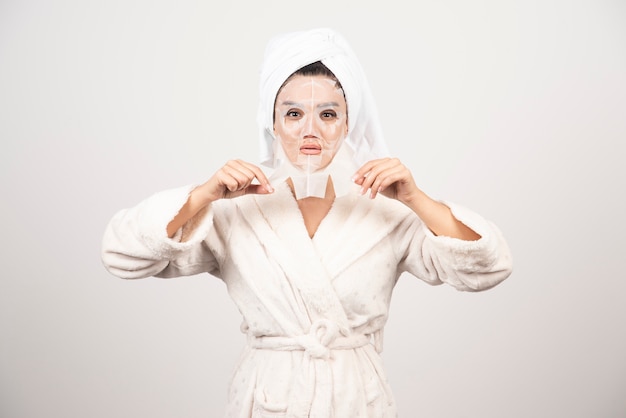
[{"x1": 101, "y1": 180, "x2": 513, "y2": 417}]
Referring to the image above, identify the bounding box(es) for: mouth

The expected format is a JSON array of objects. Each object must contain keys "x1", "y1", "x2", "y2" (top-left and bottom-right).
[{"x1": 299, "y1": 143, "x2": 322, "y2": 155}]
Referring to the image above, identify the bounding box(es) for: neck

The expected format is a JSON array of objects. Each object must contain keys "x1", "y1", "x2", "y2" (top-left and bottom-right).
[
  {"x1": 286, "y1": 176, "x2": 336, "y2": 201},
  {"x1": 287, "y1": 176, "x2": 336, "y2": 239}
]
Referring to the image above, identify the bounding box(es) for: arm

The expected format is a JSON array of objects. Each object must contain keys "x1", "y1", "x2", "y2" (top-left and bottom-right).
[
  {"x1": 353, "y1": 158, "x2": 512, "y2": 291},
  {"x1": 102, "y1": 160, "x2": 274, "y2": 279},
  {"x1": 101, "y1": 184, "x2": 217, "y2": 279},
  {"x1": 352, "y1": 157, "x2": 480, "y2": 240},
  {"x1": 398, "y1": 187, "x2": 481, "y2": 241},
  {"x1": 396, "y1": 200, "x2": 513, "y2": 291}
]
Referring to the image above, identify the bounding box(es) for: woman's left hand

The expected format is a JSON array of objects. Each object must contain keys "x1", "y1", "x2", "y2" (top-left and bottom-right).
[
  {"x1": 353, "y1": 157, "x2": 482, "y2": 241},
  {"x1": 352, "y1": 157, "x2": 420, "y2": 205}
]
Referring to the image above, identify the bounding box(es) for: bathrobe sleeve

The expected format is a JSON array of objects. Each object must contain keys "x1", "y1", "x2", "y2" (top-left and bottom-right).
[
  {"x1": 397, "y1": 201, "x2": 513, "y2": 291},
  {"x1": 101, "y1": 185, "x2": 219, "y2": 280}
]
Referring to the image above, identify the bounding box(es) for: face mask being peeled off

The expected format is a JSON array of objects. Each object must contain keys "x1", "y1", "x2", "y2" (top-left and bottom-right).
[
  {"x1": 268, "y1": 138, "x2": 359, "y2": 199},
  {"x1": 257, "y1": 28, "x2": 391, "y2": 183}
]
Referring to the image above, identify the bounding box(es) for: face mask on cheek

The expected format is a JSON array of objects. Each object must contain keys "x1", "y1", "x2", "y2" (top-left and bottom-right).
[
  {"x1": 278, "y1": 135, "x2": 343, "y2": 171},
  {"x1": 269, "y1": 75, "x2": 352, "y2": 199},
  {"x1": 275, "y1": 103, "x2": 347, "y2": 168},
  {"x1": 268, "y1": 134, "x2": 357, "y2": 200}
]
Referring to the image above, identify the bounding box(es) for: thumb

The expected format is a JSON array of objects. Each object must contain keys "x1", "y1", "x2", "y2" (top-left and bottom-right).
[{"x1": 244, "y1": 183, "x2": 274, "y2": 195}]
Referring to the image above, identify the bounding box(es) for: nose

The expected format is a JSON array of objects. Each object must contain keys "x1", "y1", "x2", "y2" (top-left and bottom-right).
[{"x1": 302, "y1": 114, "x2": 320, "y2": 139}]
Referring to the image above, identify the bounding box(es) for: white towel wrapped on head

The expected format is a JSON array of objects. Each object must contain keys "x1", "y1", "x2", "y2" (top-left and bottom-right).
[{"x1": 257, "y1": 27, "x2": 390, "y2": 169}]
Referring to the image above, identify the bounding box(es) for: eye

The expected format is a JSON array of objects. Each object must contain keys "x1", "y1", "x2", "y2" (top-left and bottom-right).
[
  {"x1": 320, "y1": 110, "x2": 337, "y2": 119},
  {"x1": 285, "y1": 109, "x2": 301, "y2": 118}
]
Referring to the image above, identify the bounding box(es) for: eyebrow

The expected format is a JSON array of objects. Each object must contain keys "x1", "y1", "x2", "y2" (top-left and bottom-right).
[{"x1": 279, "y1": 101, "x2": 341, "y2": 108}]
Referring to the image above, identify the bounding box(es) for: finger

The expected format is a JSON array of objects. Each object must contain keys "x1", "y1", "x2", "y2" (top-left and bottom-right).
[
  {"x1": 224, "y1": 160, "x2": 265, "y2": 191},
  {"x1": 352, "y1": 158, "x2": 388, "y2": 185},
  {"x1": 244, "y1": 184, "x2": 273, "y2": 195},
  {"x1": 229, "y1": 160, "x2": 274, "y2": 194},
  {"x1": 238, "y1": 160, "x2": 274, "y2": 193},
  {"x1": 220, "y1": 164, "x2": 254, "y2": 192},
  {"x1": 370, "y1": 165, "x2": 405, "y2": 199},
  {"x1": 358, "y1": 158, "x2": 398, "y2": 194},
  {"x1": 370, "y1": 162, "x2": 404, "y2": 191},
  {"x1": 217, "y1": 171, "x2": 244, "y2": 193}
]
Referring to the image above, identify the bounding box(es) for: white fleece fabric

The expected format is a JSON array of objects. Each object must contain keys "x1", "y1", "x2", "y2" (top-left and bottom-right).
[
  {"x1": 102, "y1": 26, "x2": 513, "y2": 418},
  {"x1": 102, "y1": 183, "x2": 513, "y2": 417}
]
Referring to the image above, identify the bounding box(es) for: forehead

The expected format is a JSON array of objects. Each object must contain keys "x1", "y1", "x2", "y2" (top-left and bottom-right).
[{"x1": 276, "y1": 75, "x2": 345, "y2": 103}]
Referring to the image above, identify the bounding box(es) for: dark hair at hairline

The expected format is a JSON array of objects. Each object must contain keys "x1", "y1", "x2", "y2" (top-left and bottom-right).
[
  {"x1": 273, "y1": 61, "x2": 346, "y2": 125},
  {"x1": 289, "y1": 61, "x2": 342, "y2": 88}
]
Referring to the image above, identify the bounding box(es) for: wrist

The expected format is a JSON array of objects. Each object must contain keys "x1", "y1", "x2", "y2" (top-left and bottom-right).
[{"x1": 191, "y1": 183, "x2": 218, "y2": 208}]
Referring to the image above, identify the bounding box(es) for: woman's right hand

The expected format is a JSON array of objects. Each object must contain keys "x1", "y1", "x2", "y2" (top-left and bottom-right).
[
  {"x1": 166, "y1": 160, "x2": 273, "y2": 237},
  {"x1": 198, "y1": 159, "x2": 274, "y2": 202}
]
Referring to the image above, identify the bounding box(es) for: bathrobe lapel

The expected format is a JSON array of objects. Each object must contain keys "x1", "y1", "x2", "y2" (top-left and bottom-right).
[
  {"x1": 235, "y1": 184, "x2": 409, "y2": 416},
  {"x1": 311, "y1": 190, "x2": 413, "y2": 279},
  {"x1": 236, "y1": 183, "x2": 411, "y2": 329},
  {"x1": 236, "y1": 183, "x2": 350, "y2": 330}
]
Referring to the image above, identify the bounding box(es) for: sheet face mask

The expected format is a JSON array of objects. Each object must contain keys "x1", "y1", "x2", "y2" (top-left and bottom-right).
[
  {"x1": 269, "y1": 75, "x2": 353, "y2": 199},
  {"x1": 257, "y1": 28, "x2": 391, "y2": 172},
  {"x1": 269, "y1": 139, "x2": 359, "y2": 199}
]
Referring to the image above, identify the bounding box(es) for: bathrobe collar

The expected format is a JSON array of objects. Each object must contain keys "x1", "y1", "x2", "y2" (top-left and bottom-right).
[{"x1": 234, "y1": 182, "x2": 411, "y2": 327}]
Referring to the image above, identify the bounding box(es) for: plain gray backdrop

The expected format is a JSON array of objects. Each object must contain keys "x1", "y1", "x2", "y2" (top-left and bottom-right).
[{"x1": 1, "y1": 0, "x2": 625, "y2": 417}]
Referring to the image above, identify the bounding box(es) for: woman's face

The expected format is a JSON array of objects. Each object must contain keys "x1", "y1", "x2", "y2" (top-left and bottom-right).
[{"x1": 273, "y1": 74, "x2": 348, "y2": 170}]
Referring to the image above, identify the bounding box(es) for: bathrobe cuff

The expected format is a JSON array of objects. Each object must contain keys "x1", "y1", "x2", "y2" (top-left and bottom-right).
[
  {"x1": 137, "y1": 184, "x2": 214, "y2": 258},
  {"x1": 422, "y1": 201, "x2": 502, "y2": 273}
]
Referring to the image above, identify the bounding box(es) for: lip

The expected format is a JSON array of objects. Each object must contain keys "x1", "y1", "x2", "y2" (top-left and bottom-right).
[{"x1": 300, "y1": 144, "x2": 322, "y2": 155}]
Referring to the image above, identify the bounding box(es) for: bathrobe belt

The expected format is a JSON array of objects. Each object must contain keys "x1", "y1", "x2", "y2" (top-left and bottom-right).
[
  {"x1": 247, "y1": 319, "x2": 375, "y2": 417},
  {"x1": 247, "y1": 319, "x2": 370, "y2": 359}
]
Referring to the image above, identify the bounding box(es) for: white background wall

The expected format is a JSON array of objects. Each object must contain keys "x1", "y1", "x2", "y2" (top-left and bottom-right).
[{"x1": 1, "y1": 1, "x2": 625, "y2": 417}]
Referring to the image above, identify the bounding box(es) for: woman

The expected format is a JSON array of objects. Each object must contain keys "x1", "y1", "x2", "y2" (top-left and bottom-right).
[{"x1": 102, "y1": 28, "x2": 512, "y2": 417}]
